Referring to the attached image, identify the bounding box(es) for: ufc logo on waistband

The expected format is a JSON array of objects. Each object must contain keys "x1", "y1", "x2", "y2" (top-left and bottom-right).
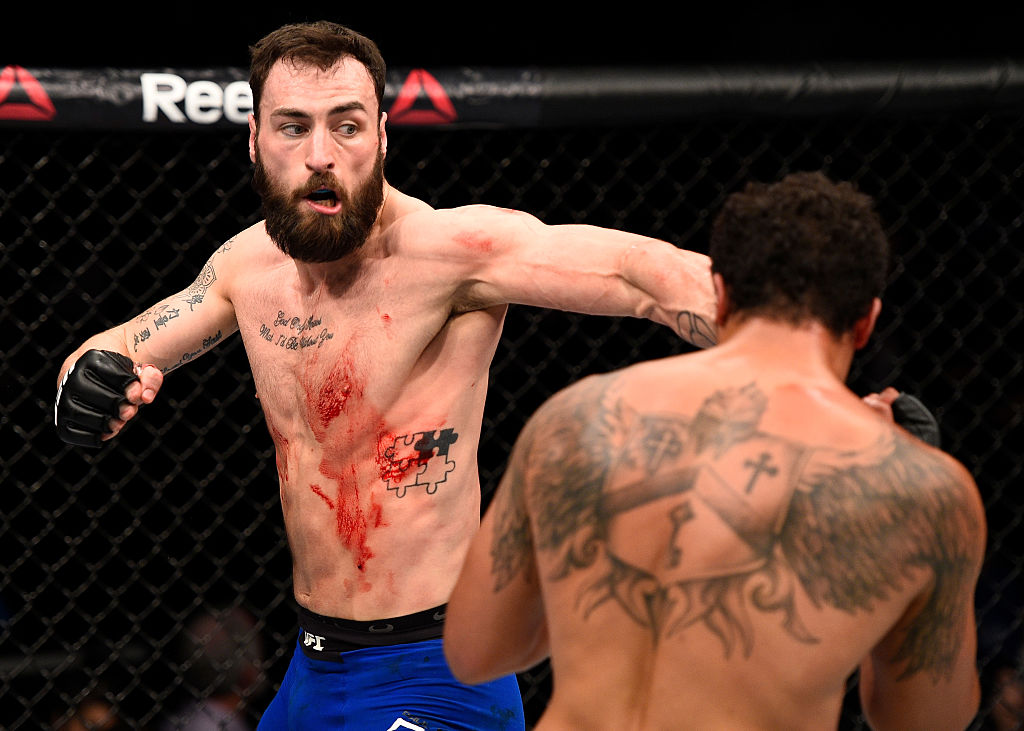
[{"x1": 302, "y1": 631, "x2": 325, "y2": 651}]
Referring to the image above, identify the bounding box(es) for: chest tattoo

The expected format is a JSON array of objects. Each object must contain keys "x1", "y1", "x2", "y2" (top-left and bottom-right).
[{"x1": 257, "y1": 309, "x2": 336, "y2": 350}]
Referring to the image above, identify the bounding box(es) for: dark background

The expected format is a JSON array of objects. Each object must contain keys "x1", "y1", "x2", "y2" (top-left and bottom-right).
[{"x1": 6, "y1": 4, "x2": 1024, "y2": 68}]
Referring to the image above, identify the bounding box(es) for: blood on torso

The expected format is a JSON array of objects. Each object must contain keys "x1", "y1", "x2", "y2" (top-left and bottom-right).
[{"x1": 230, "y1": 226, "x2": 505, "y2": 620}]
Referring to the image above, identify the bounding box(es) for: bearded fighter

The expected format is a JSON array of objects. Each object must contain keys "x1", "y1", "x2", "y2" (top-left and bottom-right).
[{"x1": 54, "y1": 20, "x2": 717, "y2": 730}]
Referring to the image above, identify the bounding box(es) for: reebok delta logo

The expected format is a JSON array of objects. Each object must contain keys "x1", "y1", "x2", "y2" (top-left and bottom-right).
[
  {"x1": 0, "y1": 66, "x2": 56, "y2": 121},
  {"x1": 387, "y1": 70, "x2": 456, "y2": 125}
]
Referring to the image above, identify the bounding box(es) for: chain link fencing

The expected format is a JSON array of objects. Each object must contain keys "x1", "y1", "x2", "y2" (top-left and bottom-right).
[{"x1": 3, "y1": 103, "x2": 1023, "y2": 729}]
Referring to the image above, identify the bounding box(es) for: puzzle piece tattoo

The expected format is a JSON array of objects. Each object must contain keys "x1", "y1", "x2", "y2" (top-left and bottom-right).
[{"x1": 382, "y1": 428, "x2": 459, "y2": 498}]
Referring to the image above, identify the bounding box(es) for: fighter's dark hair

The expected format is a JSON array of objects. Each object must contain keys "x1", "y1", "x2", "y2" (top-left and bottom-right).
[
  {"x1": 248, "y1": 20, "x2": 387, "y2": 122},
  {"x1": 709, "y1": 171, "x2": 890, "y2": 334}
]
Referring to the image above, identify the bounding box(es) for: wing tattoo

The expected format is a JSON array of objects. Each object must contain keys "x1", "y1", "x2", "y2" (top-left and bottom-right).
[{"x1": 781, "y1": 434, "x2": 982, "y2": 679}]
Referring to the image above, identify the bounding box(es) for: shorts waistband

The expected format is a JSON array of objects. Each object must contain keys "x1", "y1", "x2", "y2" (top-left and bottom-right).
[{"x1": 297, "y1": 603, "x2": 447, "y2": 660}]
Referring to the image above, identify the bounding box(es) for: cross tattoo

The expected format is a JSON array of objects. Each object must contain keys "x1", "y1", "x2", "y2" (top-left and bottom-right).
[
  {"x1": 643, "y1": 425, "x2": 683, "y2": 473},
  {"x1": 743, "y1": 452, "x2": 778, "y2": 494}
]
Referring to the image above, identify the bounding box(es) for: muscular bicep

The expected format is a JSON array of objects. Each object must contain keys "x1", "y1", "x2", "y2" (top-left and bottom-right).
[{"x1": 115, "y1": 245, "x2": 238, "y2": 373}]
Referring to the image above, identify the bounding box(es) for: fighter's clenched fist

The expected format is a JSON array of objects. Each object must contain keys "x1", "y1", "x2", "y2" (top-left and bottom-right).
[{"x1": 55, "y1": 349, "x2": 162, "y2": 447}]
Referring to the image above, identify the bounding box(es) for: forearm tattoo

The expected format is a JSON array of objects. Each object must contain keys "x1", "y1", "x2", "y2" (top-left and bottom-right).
[
  {"x1": 490, "y1": 378, "x2": 981, "y2": 681},
  {"x1": 676, "y1": 310, "x2": 717, "y2": 348},
  {"x1": 163, "y1": 330, "x2": 223, "y2": 372},
  {"x1": 131, "y1": 304, "x2": 181, "y2": 353}
]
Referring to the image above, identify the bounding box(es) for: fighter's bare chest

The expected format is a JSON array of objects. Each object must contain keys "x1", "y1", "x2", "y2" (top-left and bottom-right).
[
  {"x1": 235, "y1": 263, "x2": 442, "y2": 348},
  {"x1": 232, "y1": 268, "x2": 453, "y2": 398},
  {"x1": 235, "y1": 293, "x2": 413, "y2": 377}
]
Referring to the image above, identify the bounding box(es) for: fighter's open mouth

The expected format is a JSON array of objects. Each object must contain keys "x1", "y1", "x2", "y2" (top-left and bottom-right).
[
  {"x1": 306, "y1": 188, "x2": 338, "y2": 206},
  {"x1": 303, "y1": 188, "x2": 343, "y2": 215}
]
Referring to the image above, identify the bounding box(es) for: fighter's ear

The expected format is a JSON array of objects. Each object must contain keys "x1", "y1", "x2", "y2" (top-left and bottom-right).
[
  {"x1": 713, "y1": 273, "x2": 731, "y2": 328},
  {"x1": 853, "y1": 297, "x2": 882, "y2": 350},
  {"x1": 248, "y1": 114, "x2": 258, "y2": 164},
  {"x1": 379, "y1": 112, "x2": 388, "y2": 159}
]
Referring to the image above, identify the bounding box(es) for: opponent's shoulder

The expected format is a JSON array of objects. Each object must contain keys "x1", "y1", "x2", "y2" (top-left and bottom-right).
[
  {"x1": 818, "y1": 395, "x2": 978, "y2": 491},
  {"x1": 806, "y1": 411, "x2": 986, "y2": 547},
  {"x1": 538, "y1": 370, "x2": 621, "y2": 419},
  {"x1": 517, "y1": 370, "x2": 627, "y2": 456},
  {"x1": 531, "y1": 355, "x2": 698, "y2": 424},
  {"x1": 895, "y1": 432, "x2": 984, "y2": 518}
]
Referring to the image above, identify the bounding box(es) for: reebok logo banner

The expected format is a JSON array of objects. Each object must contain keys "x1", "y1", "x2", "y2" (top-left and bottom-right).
[{"x1": 0, "y1": 66, "x2": 56, "y2": 121}]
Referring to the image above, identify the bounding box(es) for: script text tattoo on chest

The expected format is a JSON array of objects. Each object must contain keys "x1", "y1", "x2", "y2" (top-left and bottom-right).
[{"x1": 258, "y1": 310, "x2": 336, "y2": 351}]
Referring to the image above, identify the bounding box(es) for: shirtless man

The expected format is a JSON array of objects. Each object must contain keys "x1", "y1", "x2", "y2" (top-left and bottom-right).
[
  {"x1": 444, "y1": 171, "x2": 986, "y2": 730},
  {"x1": 53, "y1": 21, "x2": 716, "y2": 731}
]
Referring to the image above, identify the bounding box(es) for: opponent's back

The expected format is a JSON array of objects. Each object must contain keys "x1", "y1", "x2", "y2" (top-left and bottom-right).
[
  {"x1": 445, "y1": 171, "x2": 984, "y2": 730},
  {"x1": 511, "y1": 349, "x2": 983, "y2": 730}
]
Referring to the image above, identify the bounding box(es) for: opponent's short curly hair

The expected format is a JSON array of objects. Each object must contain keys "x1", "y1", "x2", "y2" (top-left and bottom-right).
[
  {"x1": 248, "y1": 20, "x2": 387, "y2": 122},
  {"x1": 709, "y1": 171, "x2": 890, "y2": 334}
]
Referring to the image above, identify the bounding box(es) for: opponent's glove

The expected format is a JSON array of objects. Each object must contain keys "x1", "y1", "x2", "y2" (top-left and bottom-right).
[
  {"x1": 891, "y1": 393, "x2": 941, "y2": 449},
  {"x1": 55, "y1": 349, "x2": 139, "y2": 448}
]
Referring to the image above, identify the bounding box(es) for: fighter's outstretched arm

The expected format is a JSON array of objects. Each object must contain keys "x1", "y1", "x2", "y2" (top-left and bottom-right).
[
  {"x1": 56, "y1": 241, "x2": 239, "y2": 445},
  {"x1": 422, "y1": 205, "x2": 718, "y2": 349}
]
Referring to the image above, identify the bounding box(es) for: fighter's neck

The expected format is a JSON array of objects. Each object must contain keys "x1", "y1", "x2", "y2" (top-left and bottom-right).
[
  {"x1": 289, "y1": 182, "x2": 401, "y2": 291},
  {"x1": 715, "y1": 317, "x2": 857, "y2": 382}
]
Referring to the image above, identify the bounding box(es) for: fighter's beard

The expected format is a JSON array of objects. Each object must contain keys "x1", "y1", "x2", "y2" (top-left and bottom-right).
[{"x1": 252, "y1": 147, "x2": 385, "y2": 263}]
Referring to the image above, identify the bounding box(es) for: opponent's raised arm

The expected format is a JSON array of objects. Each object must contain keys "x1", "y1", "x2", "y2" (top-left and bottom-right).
[
  {"x1": 55, "y1": 241, "x2": 239, "y2": 447},
  {"x1": 434, "y1": 205, "x2": 717, "y2": 349}
]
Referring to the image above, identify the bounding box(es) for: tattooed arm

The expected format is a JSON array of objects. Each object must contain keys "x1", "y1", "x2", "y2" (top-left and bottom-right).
[
  {"x1": 859, "y1": 451, "x2": 985, "y2": 731},
  {"x1": 445, "y1": 374, "x2": 616, "y2": 683},
  {"x1": 57, "y1": 240, "x2": 239, "y2": 440},
  {"x1": 444, "y1": 412, "x2": 549, "y2": 685},
  {"x1": 860, "y1": 585, "x2": 982, "y2": 731},
  {"x1": 782, "y1": 437, "x2": 986, "y2": 731}
]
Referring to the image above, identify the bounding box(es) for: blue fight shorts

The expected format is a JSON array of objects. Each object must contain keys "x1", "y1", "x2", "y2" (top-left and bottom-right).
[{"x1": 257, "y1": 604, "x2": 525, "y2": 731}]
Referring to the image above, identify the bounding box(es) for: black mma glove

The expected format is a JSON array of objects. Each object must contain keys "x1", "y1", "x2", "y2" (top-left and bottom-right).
[
  {"x1": 55, "y1": 349, "x2": 139, "y2": 448},
  {"x1": 891, "y1": 393, "x2": 941, "y2": 449}
]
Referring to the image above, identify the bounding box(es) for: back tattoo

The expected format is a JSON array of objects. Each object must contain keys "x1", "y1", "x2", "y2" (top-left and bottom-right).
[{"x1": 489, "y1": 378, "x2": 980, "y2": 681}]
